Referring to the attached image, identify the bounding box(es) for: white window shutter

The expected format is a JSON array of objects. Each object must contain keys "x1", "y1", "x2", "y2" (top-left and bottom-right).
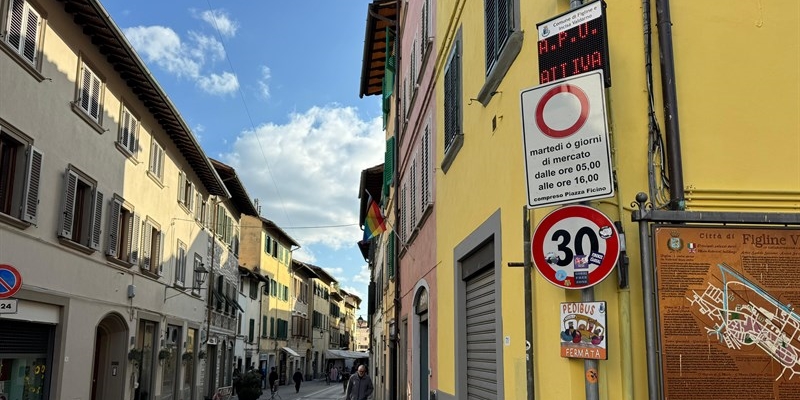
[
  {"x1": 6, "y1": 0, "x2": 24, "y2": 51},
  {"x1": 158, "y1": 231, "x2": 166, "y2": 275},
  {"x1": 178, "y1": 172, "x2": 186, "y2": 204},
  {"x1": 21, "y1": 2, "x2": 40, "y2": 65},
  {"x1": 59, "y1": 169, "x2": 78, "y2": 238},
  {"x1": 22, "y1": 146, "x2": 42, "y2": 224},
  {"x1": 106, "y1": 198, "x2": 121, "y2": 257},
  {"x1": 89, "y1": 190, "x2": 103, "y2": 250},
  {"x1": 141, "y1": 221, "x2": 152, "y2": 270},
  {"x1": 129, "y1": 213, "x2": 141, "y2": 264},
  {"x1": 90, "y1": 73, "x2": 101, "y2": 120}
]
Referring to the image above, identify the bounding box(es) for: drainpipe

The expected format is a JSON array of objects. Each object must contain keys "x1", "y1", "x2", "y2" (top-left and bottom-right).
[
  {"x1": 654, "y1": 0, "x2": 685, "y2": 210},
  {"x1": 390, "y1": 1, "x2": 402, "y2": 399}
]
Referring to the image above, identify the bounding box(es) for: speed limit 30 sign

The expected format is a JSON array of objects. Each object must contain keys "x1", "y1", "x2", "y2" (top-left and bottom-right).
[{"x1": 532, "y1": 205, "x2": 619, "y2": 289}]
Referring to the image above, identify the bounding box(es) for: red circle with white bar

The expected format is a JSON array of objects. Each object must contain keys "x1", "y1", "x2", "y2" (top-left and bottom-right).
[
  {"x1": 535, "y1": 84, "x2": 590, "y2": 138},
  {"x1": 532, "y1": 206, "x2": 619, "y2": 289}
]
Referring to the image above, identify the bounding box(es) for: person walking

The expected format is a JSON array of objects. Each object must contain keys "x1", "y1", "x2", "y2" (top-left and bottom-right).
[
  {"x1": 292, "y1": 368, "x2": 304, "y2": 393},
  {"x1": 268, "y1": 367, "x2": 279, "y2": 393},
  {"x1": 329, "y1": 365, "x2": 338, "y2": 385},
  {"x1": 346, "y1": 365, "x2": 374, "y2": 400}
]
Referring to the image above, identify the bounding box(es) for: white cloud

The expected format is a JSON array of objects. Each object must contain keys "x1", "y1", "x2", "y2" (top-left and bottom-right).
[
  {"x1": 352, "y1": 265, "x2": 371, "y2": 286},
  {"x1": 222, "y1": 106, "x2": 384, "y2": 251},
  {"x1": 124, "y1": 26, "x2": 201, "y2": 78},
  {"x1": 123, "y1": 25, "x2": 234, "y2": 96},
  {"x1": 341, "y1": 285, "x2": 365, "y2": 300},
  {"x1": 197, "y1": 72, "x2": 239, "y2": 95},
  {"x1": 188, "y1": 31, "x2": 225, "y2": 62},
  {"x1": 258, "y1": 66, "x2": 272, "y2": 99},
  {"x1": 198, "y1": 9, "x2": 238, "y2": 38}
]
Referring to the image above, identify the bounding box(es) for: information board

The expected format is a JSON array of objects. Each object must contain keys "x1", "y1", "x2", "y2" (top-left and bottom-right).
[
  {"x1": 654, "y1": 226, "x2": 800, "y2": 399},
  {"x1": 537, "y1": 0, "x2": 611, "y2": 87}
]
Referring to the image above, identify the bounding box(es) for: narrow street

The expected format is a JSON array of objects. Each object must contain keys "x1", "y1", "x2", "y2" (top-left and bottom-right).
[{"x1": 232, "y1": 380, "x2": 350, "y2": 400}]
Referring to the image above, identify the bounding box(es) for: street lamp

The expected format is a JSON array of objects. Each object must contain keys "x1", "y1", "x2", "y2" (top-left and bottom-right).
[{"x1": 194, "y1": 263, "x2": 209, "y2": 287}]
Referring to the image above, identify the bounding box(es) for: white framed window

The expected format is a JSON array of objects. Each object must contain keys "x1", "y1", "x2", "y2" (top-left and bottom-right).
[
  {"x1": 141, "y1": 217, "x2": 164, "y2": 275},
  {"x1": 106, "y1": 194, "x2": 140, "y2": 265},
  {"x1": 175, "y1": 240, "x2": 187, "y2": 287},
  {"x1": 58, "y1": 165, "x2": 103, "y2": 251},
  {"x1": 77, "y1": 61, "x2": 103, "y2": 122},
  {"x1": 3, "y1": 0, "x2": 42, "y2": 66},
  {"x1": 194, "y1": 191, "x2": 203, "y2": 221},
  {"x1": 178, "y1": 171, "x2": 194, "y2": 211},
  {"x1": 148, "y1": 139, "x2": 164, "y2": 181},
  {"x1": 0, "y1": 126, "x2": 42, "y2": 225},
  {"x1": 118, "y1": 105, "x2": 139, "y2": 156}
]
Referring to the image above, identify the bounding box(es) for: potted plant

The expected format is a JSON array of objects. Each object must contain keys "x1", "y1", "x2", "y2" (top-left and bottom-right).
[
  {"x1": 198, "y1": 349, "x2": 207, "y2": 360},
  {"x1": 127, "y1": 349, "x2": 143, "y2": 365},
  {"x1": 234, "y1": 369, "x2": 263, "y2": 400},
  {"x1": 181, "y1": 352, "x2": 193, "y2": 364},
  {"x1": 158, "y1": 348, "x2": 171, "y2": 361}
]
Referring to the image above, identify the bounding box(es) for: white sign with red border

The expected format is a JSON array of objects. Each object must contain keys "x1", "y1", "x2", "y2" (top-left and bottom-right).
[
  {"x1": 520, "y1": 70, "x2": 614, "y2": 209},
  {"x1": 532, "y1": 205, "x2": 619, "y2": 289}
]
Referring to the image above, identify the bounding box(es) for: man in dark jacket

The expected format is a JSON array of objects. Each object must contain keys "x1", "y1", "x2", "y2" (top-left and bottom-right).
[
  {"x1": 292, "y1": 368, "x2": 304, "y2": 393},
  {"x1": 268, "y1": 367, "x2": 279, "y2": 393},
  {"x1": 346, "y1": 365, "x2": 374, "y2": 400}
]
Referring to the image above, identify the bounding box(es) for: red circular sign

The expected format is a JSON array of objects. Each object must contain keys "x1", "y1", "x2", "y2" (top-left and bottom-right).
[
  {"x1": 531, "y1": 206, "x2": 619, "y2": 289},
  {"x1": 0, "y1": 264, "x2": 22, "y2": 299},
  {"x1": 535, "y1": 84, "x2": 590, "y2": 139}
]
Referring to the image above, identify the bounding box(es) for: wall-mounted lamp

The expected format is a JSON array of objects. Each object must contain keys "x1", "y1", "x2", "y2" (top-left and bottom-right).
[{"x1": 195, "y1": 263, "x2": 209, "y2": 287}]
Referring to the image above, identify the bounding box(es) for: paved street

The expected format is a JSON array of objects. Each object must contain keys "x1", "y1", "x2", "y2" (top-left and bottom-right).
[{"x1": 232, "y1": 379, "x2": 350, "y2": 400}]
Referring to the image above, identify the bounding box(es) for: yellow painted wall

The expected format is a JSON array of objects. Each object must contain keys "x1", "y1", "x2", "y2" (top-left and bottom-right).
[{"x1": 434, "y1": 0, "x2": 798, "y2": 399}]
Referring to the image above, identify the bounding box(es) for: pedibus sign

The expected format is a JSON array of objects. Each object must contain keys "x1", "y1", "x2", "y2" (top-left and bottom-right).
[{"x1": 520, "y1": 70, "x2": 614, "y2": 209}]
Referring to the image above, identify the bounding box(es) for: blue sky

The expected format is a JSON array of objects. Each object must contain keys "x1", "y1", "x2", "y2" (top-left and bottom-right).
[{"x1": 102, "y1": 0, "x2": 384, "y2": 306}]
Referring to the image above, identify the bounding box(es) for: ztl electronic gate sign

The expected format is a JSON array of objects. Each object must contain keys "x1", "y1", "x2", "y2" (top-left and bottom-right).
[
  {"x1": 520, "y1": 70, "x2": 614, "y2": 208},
  {"x1": 531, "y1": 205, "x2": 619, "y2": 289}
]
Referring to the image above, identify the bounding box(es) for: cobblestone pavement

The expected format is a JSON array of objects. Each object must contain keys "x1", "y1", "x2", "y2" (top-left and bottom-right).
[{"x1": 231, "y1": 379, "x2": 349, "y2": 400}]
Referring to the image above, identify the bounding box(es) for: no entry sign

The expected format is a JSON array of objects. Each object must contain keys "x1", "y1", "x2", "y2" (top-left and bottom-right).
[
  {"x1": 0, "y1": 264, "x2": 22, "y2": 299},
  {"x1": 532, "y1": 205, "x2": 619, "y2": 289},
  {"x1": 520, "y1": 70, "x2": 614, "y2": 209}
]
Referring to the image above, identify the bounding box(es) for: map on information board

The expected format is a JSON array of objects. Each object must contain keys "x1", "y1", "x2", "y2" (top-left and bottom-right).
[{"x1": 654, "y1": 226, "x2": 800, "y2": 400}]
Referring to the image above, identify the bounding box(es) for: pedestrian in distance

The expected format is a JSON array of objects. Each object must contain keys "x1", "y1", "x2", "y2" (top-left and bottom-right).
[
  {"x1": 346, "y1": 365, "x2": 374, "y2": 400},
  {"x1": 292, "y1": 368, "x2": 304, "y2": 393},
  {"x1": 268, "y1": 367, "x2": 279, "y2": 393}
]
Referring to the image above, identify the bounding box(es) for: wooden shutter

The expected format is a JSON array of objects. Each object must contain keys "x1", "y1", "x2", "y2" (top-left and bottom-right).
[
  {"x1": 21, "y1": 3, "x2": 39, "y2": 64},
  {"x1": 129, "y1": 213, "x2": 140, "y2": 264},
  {"x1": 141, "y1": 221, "x2": 152, "y2": 270},
  {"x1": 59, "y1": 169, "x2": 78, "y2": 238},
  {"x1": 178, "y1": 172, "x2": 186, "y2": 204},
  {"x1": 106, "y1": 198, "x2": 121, "y2": 257},
  {"x1": 157, "y1": 231, "x2": 165, "y2": 275},
  {"x1": 22, "y1": 146, "x2": 42, "y2": 224},
  {"x1": 6, "y1": 0, "x2": 40, "y2": 65},
  {"x1": 89, "y1": 190, "x2": 103, "y2": 250},
  {"x1": 422, "y1": 124, "x2": 431, "y2": 207},
  {"x1": 485, "y1": 0, "x2": 497, "y2": 71}
]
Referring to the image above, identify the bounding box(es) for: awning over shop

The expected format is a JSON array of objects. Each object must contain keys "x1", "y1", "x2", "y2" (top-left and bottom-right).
[
  {"x1": 325, "y1": 349, "x2": 369, "y2": 360},
  {"x1": 282, "y1": 347, "x2": 300, "y2": 357}
]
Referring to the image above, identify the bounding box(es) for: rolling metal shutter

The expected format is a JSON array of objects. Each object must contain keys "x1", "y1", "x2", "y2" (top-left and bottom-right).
[
  {"x1": 0, "y1": 319, "x2": 53, "y2": 354},
  {"x1": 465, "y1": 267, "x2": 497, "y2": 399}
]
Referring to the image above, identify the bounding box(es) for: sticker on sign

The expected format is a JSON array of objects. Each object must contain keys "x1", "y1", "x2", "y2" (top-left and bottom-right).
[{"x1": 520, "y1": 70, "x2": 614, "y2": 209}]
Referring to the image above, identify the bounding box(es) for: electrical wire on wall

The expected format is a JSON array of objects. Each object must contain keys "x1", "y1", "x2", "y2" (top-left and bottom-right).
[{"x1": 643, "y1": 0, "x2": 671, "y2": 209}]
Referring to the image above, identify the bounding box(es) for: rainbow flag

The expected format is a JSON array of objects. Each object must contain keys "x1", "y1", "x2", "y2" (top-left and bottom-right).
[{"x1": 363, "y1": 195, "x2": 387, "y2": 240}]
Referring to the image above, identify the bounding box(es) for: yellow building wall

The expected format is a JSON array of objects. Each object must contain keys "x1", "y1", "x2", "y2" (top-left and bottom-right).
[{"x1": 435, "y1": 0, "x2": 798, "y2": 399}]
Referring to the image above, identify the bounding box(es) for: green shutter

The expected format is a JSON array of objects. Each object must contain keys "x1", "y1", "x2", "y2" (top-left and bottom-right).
[
  {"x1": 387, "y1": 233, "x2": 396, "y2": 278},
  {"x1": 383, "y1": 136, "x2": 395, "y2": 203},
  {"x1": 382, "y1": 28, "x2": 396, "y2": 129}
]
